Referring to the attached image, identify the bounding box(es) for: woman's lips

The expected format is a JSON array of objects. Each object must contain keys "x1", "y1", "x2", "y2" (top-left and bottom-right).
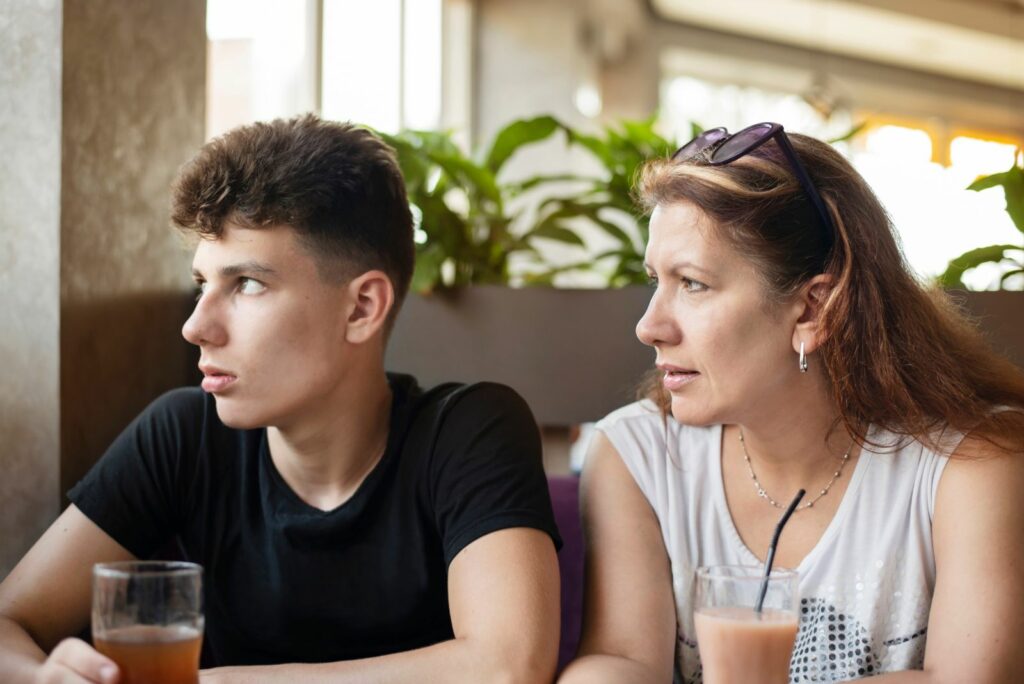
[
  {"x1": 662, "y1": 369, "x2": 699, "y2": 391},
  {"x1": 201, "y1": 373, "x2": 237, "y2": 393}
]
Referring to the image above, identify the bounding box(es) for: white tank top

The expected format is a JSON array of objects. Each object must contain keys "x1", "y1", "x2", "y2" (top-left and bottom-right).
[{"x1": 595, "y1": 400, "x2": 958, "y2": 683}]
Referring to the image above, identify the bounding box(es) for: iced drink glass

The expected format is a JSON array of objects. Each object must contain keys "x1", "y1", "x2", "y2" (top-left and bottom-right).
[
  {"x1": 92, "y1": 561, "x2": 204, "y2": 684},
  {"x1": 694, "y1": 565, "x2": 799, "y2": 684}
]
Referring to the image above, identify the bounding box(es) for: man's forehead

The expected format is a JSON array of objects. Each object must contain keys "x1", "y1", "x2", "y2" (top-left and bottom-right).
[{"x1": 189, "y1": 224, "x2": 304, "y2": 274}]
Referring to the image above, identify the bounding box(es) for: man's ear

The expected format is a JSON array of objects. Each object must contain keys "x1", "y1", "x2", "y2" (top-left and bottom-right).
[
  {"x1": 343, "y1": 270, "x2": 394, "y2": 345},
  {"x1": 791, "y1": 273, "x2": 835, "y2": 355}
]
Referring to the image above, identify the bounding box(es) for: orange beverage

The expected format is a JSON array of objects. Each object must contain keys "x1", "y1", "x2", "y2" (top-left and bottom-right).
[
  {"x1": 694, "y1": 606, "x2": 798, "y2": 684},
  {"x1": 94, "y1": 624, "x2": 202, "y2": 684}
]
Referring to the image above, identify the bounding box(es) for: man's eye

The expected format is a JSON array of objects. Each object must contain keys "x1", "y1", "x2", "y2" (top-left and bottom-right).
[
  {"x1": 238, "y1": 278, "x2": 266, "y2": 295},
  {"x1": 193, "y1": 281, "x2": 208, "y2": 301}
]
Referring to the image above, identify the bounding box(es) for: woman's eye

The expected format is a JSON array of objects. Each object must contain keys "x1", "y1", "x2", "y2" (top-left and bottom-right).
[
  {"x1": 646, "y1": 274, "x2": 659, "y2": 288},
  {"x1": 681, "y1": 277, "x2": 707, "y2": 293},
  {"x1": 193, "y1": 281, "x2": 208, "y2": 301},
  {"x1": 238, "y1": 278, "x2": 266, "y2": 295}
]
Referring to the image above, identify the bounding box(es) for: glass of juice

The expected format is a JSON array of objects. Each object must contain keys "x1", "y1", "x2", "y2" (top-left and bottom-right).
[
  {"x1": 92, "y1": 561, "x2": 204, "y2": 684},
  {"x1": 694, "y1": 565, "x2": 799, "y2": 684}
]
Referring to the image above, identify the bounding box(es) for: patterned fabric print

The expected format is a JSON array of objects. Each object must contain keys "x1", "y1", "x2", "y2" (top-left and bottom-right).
[{"x1": 791, "y1": 598, "x2": 879, "y2": 681}]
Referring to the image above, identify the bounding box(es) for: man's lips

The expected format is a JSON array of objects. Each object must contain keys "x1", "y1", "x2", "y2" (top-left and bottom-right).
[
  {"x1": 199, "y1": 365, "x2": 237, "y2": 393},
  {"x1": 657, "y1": 364, "x2": 699, "y2": 391}
]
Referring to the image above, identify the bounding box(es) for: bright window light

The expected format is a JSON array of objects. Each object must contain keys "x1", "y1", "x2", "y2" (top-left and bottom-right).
[
  {"x1": 403, "y1": 0, "x2": 443, "y2": 130},
  {"x1": 660, "y1": 74, "x2": 1021, "y2": 289},
  {"x1": 950, "y1": 136, "x2": 1019, "y2": 181},
  {"x1": 864, "y1": 125, "x2": 932, "y2": 164},
  {"x1": 206, "y1": 0, "x2": 317, "y2": 139}
]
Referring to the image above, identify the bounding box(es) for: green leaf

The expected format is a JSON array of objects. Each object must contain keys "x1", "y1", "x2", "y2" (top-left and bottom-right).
[
  {"x1": 539, "y1": 199, "x2": 637, "y2": 248},
  {"x1": 967, "y1": 170, "x2": 1009, "y2": 192},
  {"x1": 827, "y1": 121, "x2": 867, "y2": 144},
  {"x1": 968, "y1": 163, "x2": 1024, "y2": 233},
  {"x1": 411, "y1": 243, "x2": 447, "y2": 294},
  {"x1": 484, "y1": 115, "x2": 561, "y2": 174},
  {"x1": 526, "y1": 221, "x2": 587, "y2": 247},
  {"x1": 937, "y1": 244, "x2": 1023, "y2": 289},
  {"x1": 506, "y1": 173, "x2": 599, "y2": 194},
  {"x1": 999, "y1": 268, "x2": 1024, "y2": 287}
]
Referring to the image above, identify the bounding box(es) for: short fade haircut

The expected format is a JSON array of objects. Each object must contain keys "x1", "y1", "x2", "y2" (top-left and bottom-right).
[{"x1": 170, "y1": 114, "x2": 414, "y2": 325}]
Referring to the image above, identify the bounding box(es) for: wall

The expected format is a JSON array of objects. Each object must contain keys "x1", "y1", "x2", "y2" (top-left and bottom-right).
[
  {"x1": 0, "y1": 0, "x2": 63, "y2": 579},
  {"x1": 0, "y1": 0, "x2": 206, "y2": 577},
  {"x1": 59, "y1": 0, "x2": 206, "y2": 500}
]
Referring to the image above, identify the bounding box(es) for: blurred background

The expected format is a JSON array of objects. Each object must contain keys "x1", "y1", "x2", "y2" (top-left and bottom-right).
[{"x1": 2, "y1": 0, "x2": 1023, "y2": 575}]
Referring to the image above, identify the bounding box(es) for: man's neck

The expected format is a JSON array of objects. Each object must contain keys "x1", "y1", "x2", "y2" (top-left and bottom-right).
[{"x1": 266, "y1": 366, "x2": 393, "y2": 512}]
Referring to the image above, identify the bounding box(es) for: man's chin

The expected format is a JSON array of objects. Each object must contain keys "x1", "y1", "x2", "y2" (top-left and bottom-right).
[{"x1": 212, "y1": 399, "x2": 268, "y2": 430}]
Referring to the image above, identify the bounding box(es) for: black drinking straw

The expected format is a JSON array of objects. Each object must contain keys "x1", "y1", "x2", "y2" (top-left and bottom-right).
[{"x1": 754, "y1": 488, "x2": 806, "y2": 613}]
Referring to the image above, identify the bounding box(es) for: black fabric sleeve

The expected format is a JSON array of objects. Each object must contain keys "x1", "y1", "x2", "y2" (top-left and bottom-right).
[
  {"x1": 67, "y1": 387, "x2": 205, "y2": 559},
  {"x1": 429, "y1": 383, "x2": 562, "y2": 565}
]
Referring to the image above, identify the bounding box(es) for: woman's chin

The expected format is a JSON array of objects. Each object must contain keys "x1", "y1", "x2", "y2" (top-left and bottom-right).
[{"x1": 670, "y1": 398, "x2": 717, "y2": 427}]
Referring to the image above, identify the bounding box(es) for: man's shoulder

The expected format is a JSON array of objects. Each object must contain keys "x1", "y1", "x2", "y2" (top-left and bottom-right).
[{"x1": 414, "y1": 379, "x2": 532, "y2": 424}]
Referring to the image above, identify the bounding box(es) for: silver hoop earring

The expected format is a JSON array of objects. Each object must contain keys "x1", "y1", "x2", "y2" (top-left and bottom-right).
[{"x1": 798, "y1": 342, "x2": 808, "y2": 373}]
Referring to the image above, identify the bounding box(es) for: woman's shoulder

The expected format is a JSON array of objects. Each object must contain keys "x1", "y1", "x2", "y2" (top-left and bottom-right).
[{"x1": 593, "y1": 400, "x2": 719, "y2": 464}]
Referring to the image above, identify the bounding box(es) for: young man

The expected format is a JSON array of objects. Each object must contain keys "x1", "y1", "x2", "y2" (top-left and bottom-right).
[{"x1": 0, "y1": 115, "x2": 562, "y2": 683}]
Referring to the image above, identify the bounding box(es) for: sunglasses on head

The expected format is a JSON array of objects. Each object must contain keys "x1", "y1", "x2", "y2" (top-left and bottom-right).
[{"x1": 671, "y1": 122, "x2": 836, "y2": 252}]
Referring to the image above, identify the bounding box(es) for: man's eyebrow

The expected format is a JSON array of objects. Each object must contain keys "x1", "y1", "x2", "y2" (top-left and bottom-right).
[{"x1": 191, "y1": 261, "x2": 278, "y2": 279}]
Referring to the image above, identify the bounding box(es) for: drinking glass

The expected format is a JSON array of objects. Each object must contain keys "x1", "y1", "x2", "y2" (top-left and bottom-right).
[
  {"x1": 694, "y1": 565, "x2": 800, "y2": 684},
  {"x1": 92, "y1": 561, "x2": 204, "y2": 684}
]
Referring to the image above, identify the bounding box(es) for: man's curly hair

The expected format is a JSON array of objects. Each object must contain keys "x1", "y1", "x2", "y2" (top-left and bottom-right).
[{"x1": 171, "y1": 114, "x2": 414, "y2": 316}]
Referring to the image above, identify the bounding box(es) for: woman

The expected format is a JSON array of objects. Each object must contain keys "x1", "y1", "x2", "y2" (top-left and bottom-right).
[{"x1": 558, "y1": 123, "x2": 1024, "y2": 683}]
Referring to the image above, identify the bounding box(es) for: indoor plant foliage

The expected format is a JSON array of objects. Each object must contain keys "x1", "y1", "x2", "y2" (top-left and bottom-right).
[
  {"x1": 938, "y1": 156, "x2": 1024, "y2": 290},
  {"x1": 378, "y1": 115, "x2": 682, "y2": 293}
]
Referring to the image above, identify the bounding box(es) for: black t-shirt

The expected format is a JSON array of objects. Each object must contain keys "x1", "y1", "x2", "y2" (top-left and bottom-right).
[{"x1": 68, "y1": 374, "x2": 561, "y2": 666}]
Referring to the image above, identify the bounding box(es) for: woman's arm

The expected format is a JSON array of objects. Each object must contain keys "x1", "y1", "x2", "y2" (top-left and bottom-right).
[
  {"x1": 557, "y1": 432, "x2": 677, "y2": 684},
  {"x1": 864, "y1": 434, "x2": 1024, "y2": 683},
  {"x1": 202, "y1": 527, "x2": 560, "y2": 684}
]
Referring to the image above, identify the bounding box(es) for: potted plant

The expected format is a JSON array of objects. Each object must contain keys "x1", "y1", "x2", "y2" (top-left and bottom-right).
[
  {"x1": 937, "y1": 156, "x2": 1024, "y2": 367},
  {"x1": 381, "y1": 116, "x2": 676, "y2": 424}
]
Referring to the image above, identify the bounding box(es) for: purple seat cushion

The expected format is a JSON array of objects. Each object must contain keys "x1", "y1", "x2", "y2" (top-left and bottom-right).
[{"x1": 548, "y1": 475, "x2": 583, "y2": 673}]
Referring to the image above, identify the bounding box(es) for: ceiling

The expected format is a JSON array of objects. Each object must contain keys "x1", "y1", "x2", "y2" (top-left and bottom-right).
[{"x1": 650, "y1": 0, "x2": 1024, "y2": 91}]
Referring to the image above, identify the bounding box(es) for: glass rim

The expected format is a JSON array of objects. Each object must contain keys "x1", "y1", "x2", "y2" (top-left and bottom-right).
[
  {"x1": 696, "y1": 564, "x2": 798, "y2": 582},
  {"x1": 93, "y1": 561, "x2": 202, "y2": 579}
]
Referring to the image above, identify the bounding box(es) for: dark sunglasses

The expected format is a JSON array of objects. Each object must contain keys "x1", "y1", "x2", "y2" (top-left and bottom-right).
[{"x1": 671, "y1": 122, "x2": 836, "y2": 252}]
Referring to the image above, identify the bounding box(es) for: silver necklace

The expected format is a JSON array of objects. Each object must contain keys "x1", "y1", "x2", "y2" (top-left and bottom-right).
[{"x1": 738, "y1": 429, "x2": 852, "y2": 510}]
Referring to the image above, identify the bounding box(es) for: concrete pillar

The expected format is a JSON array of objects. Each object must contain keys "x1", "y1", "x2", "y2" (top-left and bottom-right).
[
  {"x1": 0, "y1": 0, "x2": 64, "y2": 578},
  {"x1": 1, "y1": 0, "x2": 206, "y2": 577}
]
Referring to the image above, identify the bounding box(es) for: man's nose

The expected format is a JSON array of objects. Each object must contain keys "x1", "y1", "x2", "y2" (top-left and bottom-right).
[{"x1": 182, "y1": 294, "x2": 227, "y2": 347}]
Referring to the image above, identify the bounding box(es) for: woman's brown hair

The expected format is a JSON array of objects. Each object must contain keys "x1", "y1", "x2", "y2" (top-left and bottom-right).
[{"x1": 636, "y1": 132, "x2": 1024, "y2": 456}]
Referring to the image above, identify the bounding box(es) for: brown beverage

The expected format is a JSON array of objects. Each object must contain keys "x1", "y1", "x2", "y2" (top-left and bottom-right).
[{"x1": 94, "y1": 624, "x2": 202, "y2": 684}]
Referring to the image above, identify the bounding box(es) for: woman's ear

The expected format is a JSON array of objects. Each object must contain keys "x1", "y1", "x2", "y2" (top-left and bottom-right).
[
  {"x1": 792, "y1": 274, "x2": 835, "y2": 355},
  {"x1": 343, "y1": 270, "x2": 395, "y2": 345}
]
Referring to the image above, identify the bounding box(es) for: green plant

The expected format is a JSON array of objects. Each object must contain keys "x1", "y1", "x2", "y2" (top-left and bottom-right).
[
  {"x1": 378, "y1": 115, "x2": 687, "y2": 292},
  {"x1": 522, "y1": 116, "x2": 686, "y2": 286},
  {"x1": 378, "y1": 118, "x2": 591, "y2": 293},
  {"x1": 938, "y1": 156, "x2": 1024, "y2": 290}
]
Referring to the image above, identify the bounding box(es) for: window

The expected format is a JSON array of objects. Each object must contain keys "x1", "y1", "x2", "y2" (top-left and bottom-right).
[
  {"x1": 206, "y1": 0, "x2": 445, "y2": 139},
  {"x1": 661, "y1": 74, "x2": 1022, "y2": 289}
]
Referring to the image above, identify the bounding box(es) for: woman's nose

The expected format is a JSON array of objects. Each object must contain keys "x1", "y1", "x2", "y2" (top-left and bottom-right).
[{"x1": 635, "y1": 288, "x2": 678, "y2": 348}]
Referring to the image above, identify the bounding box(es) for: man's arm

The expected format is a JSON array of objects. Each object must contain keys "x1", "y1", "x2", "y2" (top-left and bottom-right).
[
  {"x1": 556, "y1": 433, "x2": 677, "y2": 684},
  {"x1": 0, "y1": 504, "x2": 135, "y2": 683},
  {"x1": 202, "y1": 526, "x2": 560, "y2": 684}
]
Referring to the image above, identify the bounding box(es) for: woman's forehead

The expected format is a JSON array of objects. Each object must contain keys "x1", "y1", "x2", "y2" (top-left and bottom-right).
[{"x1": 647, "y1": 203, "x2": 723, "y2": 261}]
